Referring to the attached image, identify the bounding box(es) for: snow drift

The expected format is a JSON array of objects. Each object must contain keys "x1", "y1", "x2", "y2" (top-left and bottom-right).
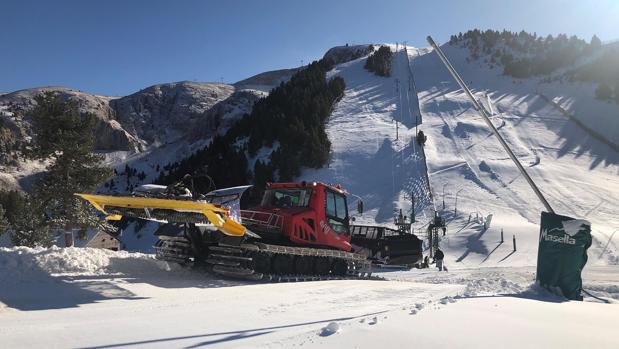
[{"x1": 0, "y1": 246, "x2": 176, "y2": 284}]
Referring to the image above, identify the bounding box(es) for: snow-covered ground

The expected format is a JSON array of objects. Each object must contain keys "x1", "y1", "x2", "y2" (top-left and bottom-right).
[
  {"x1": 411, "y1": 43, "x2": 619, "y2": 267},
  {"x1": 302, "y1": 44, "x2": 434, "y2": 227},
  {"x1": 1, "y1": 42, "x2": 618, "y2": 348},
  {"x1": 302, "y1": 43, "x2": 618, "y2": 268},
  {"x1": 0, "y1": 247, "x2": 617, "y2": 348}
]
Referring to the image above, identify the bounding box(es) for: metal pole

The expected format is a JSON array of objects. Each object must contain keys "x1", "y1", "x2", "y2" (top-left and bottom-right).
[
  {"x1": 411, "y1": 193, "x2": 416, "y2": 223},
  {"x1": 397, "y1": 75, "x2": 402, "y2": 140},
  {"x1": 454, "y1": 189, "x2": 463, "y2": 216},
  {"x1": 513, "y1": 235, "x2": 517, "y2": 252},
  {"x1": 413, "y1": 54, "x2": 419, "y2": 136},
  {"x1": 442, "y1": 183, "x2": 448, "y2": 210},
  {"x1": 426, "y1": 36, "x2": 555, "y2": 214},
  {"x1": 399, "y1": 76, "x2": 404, "y2": 125},
  {"x1": 428, "y1": 228, "x2": 434, "y2": 258},
  {"x1": 405, "y1": 47, "x2": 420, "y2": 135}
]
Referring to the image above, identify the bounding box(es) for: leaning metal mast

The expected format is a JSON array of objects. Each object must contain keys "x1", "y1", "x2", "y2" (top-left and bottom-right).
[{"x1": 426, "y1": 36, "x2": 555, "y2": 214}]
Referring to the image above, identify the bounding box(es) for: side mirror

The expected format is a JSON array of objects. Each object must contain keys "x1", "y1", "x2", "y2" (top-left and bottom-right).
[{"x1": 357, "y1": 200, "x2": 364, "y2": 215}]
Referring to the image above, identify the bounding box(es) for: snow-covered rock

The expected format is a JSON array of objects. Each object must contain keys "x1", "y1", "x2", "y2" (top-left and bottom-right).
[
  {"x1": 234, "y1": 68, "x2": 298, "y2": 92},
  {"x1": 323, "y1": 44, "x2": 373, "y2": 65}
]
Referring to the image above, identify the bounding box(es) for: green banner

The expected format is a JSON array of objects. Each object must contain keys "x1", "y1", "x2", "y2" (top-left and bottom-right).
[{"x1": 536, "y1": 211, "x2": 592, "y2": 300}]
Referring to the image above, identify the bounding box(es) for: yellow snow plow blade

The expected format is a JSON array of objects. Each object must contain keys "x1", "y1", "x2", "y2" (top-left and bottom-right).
[{"x1": 75, "y1": 193, "x2": 246, "y2": 237}]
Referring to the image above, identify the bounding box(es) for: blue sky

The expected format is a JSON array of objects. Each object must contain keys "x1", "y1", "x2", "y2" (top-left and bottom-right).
[{"x1": 1, "y1": 0, "x2": 618, "y2": 96}]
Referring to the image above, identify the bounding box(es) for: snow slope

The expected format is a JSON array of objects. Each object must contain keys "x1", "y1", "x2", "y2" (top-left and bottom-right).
[
  {"x1": 411, "y1": 43, "x2": 619, "y2": 267},
  {"x1": 538, "y1": 82, "x2": 619, "y2": 150},
  {"x1": 1, "y1": 247, "x2": 617, "y2": 348},
  {"x1": 301, "y1": 43, "x2": 619, "y2": 268},
  {"x1": 301, "y1": 45, "x2": 434, "y2": 227}
]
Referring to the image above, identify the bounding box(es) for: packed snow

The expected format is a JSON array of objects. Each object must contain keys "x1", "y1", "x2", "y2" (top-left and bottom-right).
[
  {"x1": 1, "y1": 247, "x2": 617, "y2": 348},
  {"x1": 302, "y1": 43, "x2": 618, "y2": 268},
  {"x1": 411, "y1": 43, "x2": 619, "y2": 267},
  {"x1": 302, "y1": 44, "x2": 434, "y2": 226}
]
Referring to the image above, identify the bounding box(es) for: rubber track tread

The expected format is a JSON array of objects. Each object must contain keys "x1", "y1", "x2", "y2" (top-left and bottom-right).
[{"x1": 208, "y1": 242, "x2": 372, "y2": 282}]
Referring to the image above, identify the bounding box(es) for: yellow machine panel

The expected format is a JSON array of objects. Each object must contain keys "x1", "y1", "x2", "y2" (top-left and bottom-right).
[{"x1": 75, "y1": 193, "x2": 246, "y2": 237}]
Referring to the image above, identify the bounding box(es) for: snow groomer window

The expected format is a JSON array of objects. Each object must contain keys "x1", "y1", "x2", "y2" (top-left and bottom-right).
[{"x1": 325, "y1": 190, "x2": 348, "y2": 233}]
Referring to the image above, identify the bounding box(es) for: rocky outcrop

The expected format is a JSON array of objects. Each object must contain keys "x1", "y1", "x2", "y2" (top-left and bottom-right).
[
  {"x1": 0, "y1": 82, "x2": 247, "y2": 158},
  {"x1": 234, "y1": 68, "x2": 299, "y2": 92},
  {"x1": 193, "y1": 89, "x2": 265, "y2": 140},
  {"x1": 0, "y1": 107, "x2": 27, "y2": 166},
  {"x1": 323, "y1": 44, "x2": 372, "y2": 65},
  {"x1": 0, "y1": 87, "x2": 140, "y2": 152},
  {"x1": 0, "y1": 82, "x2": 251, "y2": 191},
  {"x1": 110, "y1": 81, "x2": 235, "y2": 145}
]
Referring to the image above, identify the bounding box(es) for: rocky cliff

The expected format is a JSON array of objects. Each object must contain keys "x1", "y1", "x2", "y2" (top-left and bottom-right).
[
  {"x1": 0, "y1": 87, "x2": 138, "y2": 153},
  {"x1": 0, "y1": 81, "x2": 266, "y2": 161}
]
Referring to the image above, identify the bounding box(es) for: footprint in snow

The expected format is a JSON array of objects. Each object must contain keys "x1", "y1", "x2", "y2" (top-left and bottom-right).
[{"x1": 368, "y1": 316, "x2": 378, "y2": 325}]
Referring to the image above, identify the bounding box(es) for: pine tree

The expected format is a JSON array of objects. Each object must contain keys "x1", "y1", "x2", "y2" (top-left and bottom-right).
[
  {"x1": 595, "y1": 83, "x2": 612, "y2": 101},
  {"x1": 590, "y1": 35, "x2": 602, "y2": 50},
  {"x1": 28, "y1": 92, "x2": 112, "y2": 246},
  {"x1": 157, "y1": 56, "x2": 344, "y2": 190},
  {"x1": 364, "y1": 46, "x2": 393, "y2": 77},
  {"x1": 9, "y1": 196, "x2": 52, "y2": 247},
  {"x1": 0, "y1": 205, "x2": 9, "y2": 236}
]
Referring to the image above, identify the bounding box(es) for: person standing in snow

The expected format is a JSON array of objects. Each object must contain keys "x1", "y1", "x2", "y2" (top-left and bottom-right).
[
  {"x1": 417, "y1": 130, "x2": 426, "y2": 146},
  {"x1": 434, "y1": 248, "x2": 445, "y2": 271}
]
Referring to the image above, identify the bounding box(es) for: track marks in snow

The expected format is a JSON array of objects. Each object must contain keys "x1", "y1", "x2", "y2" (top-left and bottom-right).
[
  {"x1": 302, "y1": 47, "x2": 434, "y2": 226},
  {"x1": 412, "y1": 43, "x2": 619, "y2": 266}
]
